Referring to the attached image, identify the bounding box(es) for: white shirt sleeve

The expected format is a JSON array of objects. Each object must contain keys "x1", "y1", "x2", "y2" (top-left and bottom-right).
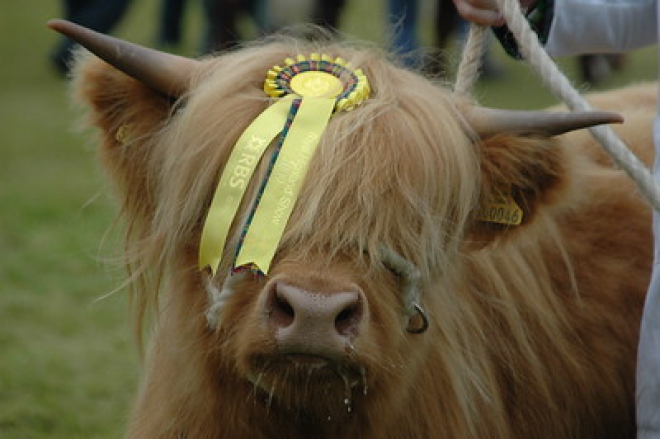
[
  {"x1": 638, "y1": 115, "x2": 660, "y2": 438},
  {"x1": 545, "y1": 0, "x2": 657, "y2": 56}
]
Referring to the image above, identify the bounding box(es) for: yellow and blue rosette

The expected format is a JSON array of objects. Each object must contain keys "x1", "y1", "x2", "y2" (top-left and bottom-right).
[{"x1": 199, "y1": 53, "x2": 370, "y2": 275}]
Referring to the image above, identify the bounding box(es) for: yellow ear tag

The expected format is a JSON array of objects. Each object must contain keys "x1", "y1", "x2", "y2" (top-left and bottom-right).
[
  {"x1": 115, "y1": 124, "x2": 133, "y2": 143},
  {"x1": 478, "y1": 195, "x2": 523, "y2": 226}
]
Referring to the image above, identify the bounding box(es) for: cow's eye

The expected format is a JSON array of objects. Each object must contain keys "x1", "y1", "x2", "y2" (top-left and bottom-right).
[
  {"x1": 378, "y1": 247, "x2": 429, "y2": 333},
  {"x1": 170, "y1": 96, "x2": 188, "y2": 115}
]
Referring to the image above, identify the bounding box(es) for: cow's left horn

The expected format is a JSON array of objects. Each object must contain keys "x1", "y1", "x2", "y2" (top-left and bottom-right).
[
  {"x1": 466, "y1": 106, "x2": 623, "y2": 138},
  {"x1": 47, "y1": 19, "x2": 197, "y2": 97}
]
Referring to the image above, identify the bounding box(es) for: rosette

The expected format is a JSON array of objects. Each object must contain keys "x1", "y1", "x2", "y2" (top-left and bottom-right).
[{"x1": 199, "y1": 54, "x2": 371, "y2": 275}]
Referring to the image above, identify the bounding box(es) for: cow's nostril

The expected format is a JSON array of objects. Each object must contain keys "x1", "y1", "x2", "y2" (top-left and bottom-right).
[
  {"x1": 276, "y1": 292, "x2": 295, "y2": 318},
  {"x1": 335, "y1": 304, "x2": 360, "y2": 336},
  {"x1": 270, "y1": 289, "x2": 295, "y2": 328}
]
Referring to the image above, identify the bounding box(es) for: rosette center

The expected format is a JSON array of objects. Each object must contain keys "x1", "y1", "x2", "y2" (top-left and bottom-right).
[{"x1": 290, "y1": 71, "x2": 344, "y2": 98}]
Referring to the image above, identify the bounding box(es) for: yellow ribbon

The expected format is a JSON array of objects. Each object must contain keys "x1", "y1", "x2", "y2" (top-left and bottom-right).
[
  {"x1": 199, "y1": 96, "x2": 293, "y2": 273},
  {"x1": 235, "y1": 97, "x2": 336, "y2": 274}
]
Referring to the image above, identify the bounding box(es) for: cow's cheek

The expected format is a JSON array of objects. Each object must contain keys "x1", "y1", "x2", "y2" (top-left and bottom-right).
[
  {"x1": 206, "y1": 280, "x2": 270, "y2": 369},
  {"x1": 348, "y1": 275, "x2": 410, "y2": 383}
]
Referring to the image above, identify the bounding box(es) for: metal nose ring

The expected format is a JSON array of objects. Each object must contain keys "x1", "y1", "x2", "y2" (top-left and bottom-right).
[{"x1": 406, "y1": 303, "x2": 429, "y2": 334}]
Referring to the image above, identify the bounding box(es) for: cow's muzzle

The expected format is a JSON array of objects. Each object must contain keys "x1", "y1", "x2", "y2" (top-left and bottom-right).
[{"x1": 263, "y1": 280, "x2": 367, "y2": 360}]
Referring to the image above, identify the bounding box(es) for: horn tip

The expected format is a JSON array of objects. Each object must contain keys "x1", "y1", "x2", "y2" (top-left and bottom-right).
[
  {"x1": 587, "y1": 110, "x2": 624, "y2": 126},
  {"x1": 47, "y1": 18, "x2": 71, "y2": 32},
  {"x1": 47, "y1": 19, "x2": 86, "y2": 39},
  {"x1": 607, "y1": 111, "x2": 624, "y2": 124}
]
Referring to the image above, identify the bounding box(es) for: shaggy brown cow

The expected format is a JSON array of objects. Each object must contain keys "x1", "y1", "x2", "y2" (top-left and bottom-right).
[{"x1": 52, "y1": 19, "x2": 654, "y2": 439}]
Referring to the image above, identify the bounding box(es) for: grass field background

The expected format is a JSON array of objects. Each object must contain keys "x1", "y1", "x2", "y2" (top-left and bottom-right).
[{"x1": 0, "y1": 1, "x2": 656, "y2": 437}]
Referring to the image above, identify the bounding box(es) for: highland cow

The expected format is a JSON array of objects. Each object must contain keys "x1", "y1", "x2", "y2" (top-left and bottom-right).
[{"x1": 51, "y1": 19, "x2": 654, "y2": 439}]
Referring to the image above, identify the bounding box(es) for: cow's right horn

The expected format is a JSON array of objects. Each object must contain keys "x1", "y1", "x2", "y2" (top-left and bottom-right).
[
  {"x1": 48, "y1": 19, "x2": 197, "y2": 97},
  {"x1": 465, "y1": 106, "x2": 623, "y2": 138}
]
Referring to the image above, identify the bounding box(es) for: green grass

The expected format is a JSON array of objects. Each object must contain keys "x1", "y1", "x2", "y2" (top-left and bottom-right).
[{"x1": 0, "y1": 1, "x2": 656, "y2": 437}]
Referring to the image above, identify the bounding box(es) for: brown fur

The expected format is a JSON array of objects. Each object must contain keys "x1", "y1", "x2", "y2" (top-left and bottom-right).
[{"x1": 72, "y1": 36, "x2": 654, "y2": 438}]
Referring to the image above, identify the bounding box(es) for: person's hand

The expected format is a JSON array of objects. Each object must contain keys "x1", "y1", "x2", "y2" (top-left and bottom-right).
[
  {"x1": 453, "y1": 0, "x2": 504, "y2": 26},
  {"x1": 453, "y1": 0, "x2": 537, "y2": 27}
]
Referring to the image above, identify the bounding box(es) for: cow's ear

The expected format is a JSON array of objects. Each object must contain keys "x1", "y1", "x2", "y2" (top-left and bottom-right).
[
  {"x1": 467, "y1": 133, "x2": 569, "y2": 245},
  {"x1": 72, "y1": 52, "x2": 175, "y2": 218},
  {"x1": 73, "y1": 51, "x2": 172, "y2": 156},
  {"x1": 461, "y1": 105, "x2": 622, "y2": 246}
]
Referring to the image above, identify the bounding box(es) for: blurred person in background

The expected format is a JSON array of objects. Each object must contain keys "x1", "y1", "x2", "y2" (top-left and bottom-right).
[
  {"x1": 158, "y1": 0, "x2": 348, "y2": 54},
  {"x1": 311, "y1": 0, "x2": 346, "y2": 30},
  {"x1": 51, "y1": 0, "x2": 133, "y2": 75},
  {"x1": 202, "y1": 0, "x2": 268, "y2": 52},
  {"x1": 387, "y1": 0, "x2": 502, "y2": 76},
  {"x1": 157, "y1": 0, "x2": 188, "y2": 49},
  {"x1": 156, "y1": 0, "x2": 270, "y2": 53}
]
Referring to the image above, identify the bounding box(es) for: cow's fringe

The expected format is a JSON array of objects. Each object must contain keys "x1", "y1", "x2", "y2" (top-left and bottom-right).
[{"x1": 111, "y1": 39, "x2": 479, "y2": 334}]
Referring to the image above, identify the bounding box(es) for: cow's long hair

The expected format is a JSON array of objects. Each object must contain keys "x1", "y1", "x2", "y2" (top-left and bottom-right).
[
  {"x1": 76, "y1": 37, "x2": 481, "y2": 326},
  {"x1": 73, "y1": 33, "x2": 650, "y2": 438}
]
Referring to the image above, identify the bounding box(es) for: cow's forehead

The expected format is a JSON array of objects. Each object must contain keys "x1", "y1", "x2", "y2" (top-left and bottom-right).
[
  {"x1": 279, "y1": 97, "x2": 477, "y2": 273},
  {"x1": 163, "y1": 45, "x2": 479, "y2": 278}
]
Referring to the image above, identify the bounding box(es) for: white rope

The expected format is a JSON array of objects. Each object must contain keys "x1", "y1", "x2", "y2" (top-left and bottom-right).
[
  {"x1": 455, "y1": 25, "x2": 489, "y2": 95},
  {"x1": 380, "y1": 246, "x2": 422, "y2": 317},
  {"x1": 456, "y1": 1, "x2": 660, "y2": 211},
  {"x1": 205, "y1": 270, "x2": 250, "y2": 328}
]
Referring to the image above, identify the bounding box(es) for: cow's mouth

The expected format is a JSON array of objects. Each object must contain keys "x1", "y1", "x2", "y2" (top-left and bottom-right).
[
  {"x1": 283, "y1": 353, "x2": 336, "y2": 365},
  {"x1": 246, "y1": 353, "x2": 368, "y2": 415}
]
